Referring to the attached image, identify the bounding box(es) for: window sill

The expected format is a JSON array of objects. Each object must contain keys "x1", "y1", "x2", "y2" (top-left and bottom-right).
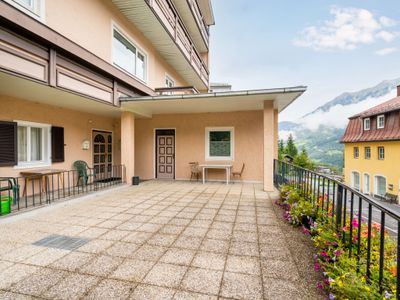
[
  {"x1": 14, "y1": 163, "x2": 51, "y2": 170},
  {"x1": 205, "y1": 157, "x2": 234, "y2": 161},
  {"x1": 112, "y1": 63, "x2": 147, "y2": 85}
]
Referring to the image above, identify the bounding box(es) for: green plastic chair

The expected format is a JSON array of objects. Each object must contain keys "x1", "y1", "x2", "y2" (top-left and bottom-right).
[
  {"x1": 73, "y1": 161, "x2": 96, "y2": 186},
  {"x1": 0, "y1": 177, "x2": 19, "y2": 205}
]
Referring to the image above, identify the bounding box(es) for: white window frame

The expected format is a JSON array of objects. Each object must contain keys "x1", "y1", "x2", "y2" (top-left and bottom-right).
[
  {"x1": 377, "y1": 115, "x2": 385, "y2": 129},
  {"x1": 14, "y1": 120, "x2": 51, "y2": 169},
  {"x1": 111, "y1": 25, "x2": 147, "y2": 83},
  {"x1": 374, "y1": 175, "x2": 387, "y2": 197},
  {"x1": 205, "y1": 127, "x2": 234, "y2": 161},
  {"x1": 378, "y1": 146, "x2": 385, "y2": 160},
  {"x1": 363, "y1": 118, "x2": 370, "y2": 131},
  {"x1": 353, "y1": 147, "x2": 359, "y2": 159},
  {"x1": 363, "y1": 173, "x2": 370, "y2": 194},
  {"x1": 351, "y1": 171, "x2": 360, "y2": 191},
  {"x1": 364, "y1": 147, "x2": 371, "y2": 160},
  {"x1": 4, "y1": 0, "x2": 45, "y2": 22},
  {"x1": 165, "y1": 75, "x2": 175, "y2": 88}
]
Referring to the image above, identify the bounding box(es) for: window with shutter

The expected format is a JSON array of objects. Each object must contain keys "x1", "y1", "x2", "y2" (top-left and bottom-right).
[
  {"x1": 51, "y1": 126, "x2": 65, "y2": 163},
  {"x1": 0, "y1": 121, "x2": 17, "y2": 166}
]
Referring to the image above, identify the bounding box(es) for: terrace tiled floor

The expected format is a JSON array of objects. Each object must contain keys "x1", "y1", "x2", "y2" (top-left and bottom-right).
[{"x1": 0, "y1": 181, "x2": 324, "y2": 300}]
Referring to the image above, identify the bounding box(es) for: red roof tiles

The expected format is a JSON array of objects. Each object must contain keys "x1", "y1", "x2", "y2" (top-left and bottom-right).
[{"x1": 341, "y1": 96, "x2": 400, "y2": 143}]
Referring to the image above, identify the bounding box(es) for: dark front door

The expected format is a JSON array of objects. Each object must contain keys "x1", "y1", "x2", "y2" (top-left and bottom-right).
[{"x1": 156, "y1": 130, "x2": 175, "y2": 179}]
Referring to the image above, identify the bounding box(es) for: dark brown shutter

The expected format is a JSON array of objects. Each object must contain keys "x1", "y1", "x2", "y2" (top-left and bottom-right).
[
  {"x1": 0, "y1": 121, "x2": 18, "y2": 166},
  {"x1": 51, "y1": 126, "x2": 65, "y2": 163}
]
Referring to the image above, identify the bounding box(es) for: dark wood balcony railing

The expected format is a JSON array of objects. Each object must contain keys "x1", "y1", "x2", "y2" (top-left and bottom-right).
[
  {"x1": 147, "y1": 0, "x2": 209, "y2": 85},
  {"x1": 188, "y1": 0, "x2": 209, "y2": 46}
]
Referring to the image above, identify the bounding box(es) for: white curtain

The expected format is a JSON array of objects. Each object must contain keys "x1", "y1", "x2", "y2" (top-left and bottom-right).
[
  {"x1": 18, "y1": 126, "x2": 27, "y2": 162},
  {"x1": 30, "y1": 127, "x2": 42, "y2": 161}
]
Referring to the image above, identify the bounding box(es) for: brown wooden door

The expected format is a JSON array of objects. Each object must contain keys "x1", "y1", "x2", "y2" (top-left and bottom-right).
[
  {"x1": 93, "y1": 131, "x2": 112, "y2": 180},
  {"x1": 156, "y1": 135, "x2": 175, "y2": 179}
]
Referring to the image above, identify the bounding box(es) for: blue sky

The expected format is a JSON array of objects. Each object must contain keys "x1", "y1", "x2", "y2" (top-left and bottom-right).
[{"x1": 209, "y1": 0, "x2": 400, "y2": 121}]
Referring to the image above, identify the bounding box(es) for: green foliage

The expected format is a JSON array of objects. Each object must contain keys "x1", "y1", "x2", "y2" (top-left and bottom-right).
[
  {"x1": 276, "y1": 184, "x2": 397, "y2": 299},
  {"x1": 293, "y1": 147, "x2": 316, "y2": 170},
  {"x1": 278, "y1": 139, "x2": 285, "y2": 160},
  {"x1": 285, "y1": 134, "x2": 298, "y2": 157}
]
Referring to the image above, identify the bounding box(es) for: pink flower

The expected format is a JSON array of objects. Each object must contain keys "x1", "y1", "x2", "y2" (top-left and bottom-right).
[
  {"x1": 314, "y1": 262, "x2": 321, "y2": 271},
  {"x1": 319, "y1": 251, "x2": 328, "y2": 258},
  {"x1": 334, "y1": 249, "x2": 342, "y2": 257},
  {"x1": 316, "y1": 282, "x2": 324, "y2": 290},
  {"x1": 351, "y1": 218, "x2": 359, "y2": 228},
  {"x1": 302, "y1": 227, "x2": 310, "y2": 235}
]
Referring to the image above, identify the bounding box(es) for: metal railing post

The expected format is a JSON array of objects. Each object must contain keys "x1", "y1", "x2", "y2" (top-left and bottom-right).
[{"x1": 336, "y1": 184, "x2": 344, "y2": 229}]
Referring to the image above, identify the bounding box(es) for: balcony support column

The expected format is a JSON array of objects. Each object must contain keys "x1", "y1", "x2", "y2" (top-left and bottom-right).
[
  {"x1": 121, "y1": 111, "x2": 135, "y2": 183},
  {"x1": 263, "y1": 101, "x2": 275, "y2": 192}
]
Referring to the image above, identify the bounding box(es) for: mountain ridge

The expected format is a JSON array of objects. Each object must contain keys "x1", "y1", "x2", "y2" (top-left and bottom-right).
[
  {"x1": 280, "y1": 77, "x2": 400, "y2": 169},
  {"x1": 302, "y1": 78, "x2": 400, "y2": 118}
]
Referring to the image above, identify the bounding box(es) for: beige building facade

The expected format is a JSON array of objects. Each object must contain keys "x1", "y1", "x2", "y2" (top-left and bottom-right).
[{"x1": 0, "y1": 0, "x2": 305, "y2": 192}]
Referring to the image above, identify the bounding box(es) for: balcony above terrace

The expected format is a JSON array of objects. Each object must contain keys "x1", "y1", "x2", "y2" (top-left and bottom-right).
[
  {"x1": 171, "y1": 0, "x2": 210, "y2": 52},
  {"x1": 113, "y1": 0, "x2": 210, "y2": 91}
]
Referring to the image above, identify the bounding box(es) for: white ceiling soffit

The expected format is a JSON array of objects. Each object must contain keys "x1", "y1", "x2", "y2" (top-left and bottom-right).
[
  {"x1": 0, "y1": 72, "x2": 121, "y2": 117},
  {"x1": 120, "y1": 87, "x2": 306, "y2": 118},
  {"x1": 112, "y1": 0, "x2": 207, "y2": 90},
  {"x1": 197, "y1": 0, "x2": 215, "y2": 25},
  {"x1": 171, "y1": 0, "x2": 208, "y2": 52}
]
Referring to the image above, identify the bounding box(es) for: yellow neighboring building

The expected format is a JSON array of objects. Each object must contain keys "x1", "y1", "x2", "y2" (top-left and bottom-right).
[{"x1": 341, "y1": 86, "x2": 400, "y2": 201}]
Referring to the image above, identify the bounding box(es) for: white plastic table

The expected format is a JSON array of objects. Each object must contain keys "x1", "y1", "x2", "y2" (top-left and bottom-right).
[{"x1": 199, "y1": 164, "x2": 233, "y2": 185}]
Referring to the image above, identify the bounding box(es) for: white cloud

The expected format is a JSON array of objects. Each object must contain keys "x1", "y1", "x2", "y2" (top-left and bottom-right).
[
  {"x1": 375, "y1": 47, "x2": 398, "y2": 56},
  {"x1": 293, "y1": 7, "x2": 398, "y2": 51},
  {"x1": 279, "y1": 130, "x2": 296, "y2": 141},
  {"x1": 298, "y1": 89, "x2": 397, "y2": 130}
]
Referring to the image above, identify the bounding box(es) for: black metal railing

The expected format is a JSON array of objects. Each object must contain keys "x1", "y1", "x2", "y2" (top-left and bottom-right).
[
  {"x1": 274, "y1": 159, "x2": 400, "y2": 298},
  {"x1": 0, "y1": 165, "x2": 125, "y2": 216}
]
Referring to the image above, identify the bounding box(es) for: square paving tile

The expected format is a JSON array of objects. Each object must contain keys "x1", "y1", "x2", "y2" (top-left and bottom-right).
[
  {"x1": 181, "y1": 268, "x2": 222, "y2": 295},
  {"x1": 173, "y1": 236, "x2": 203, "y2": 250},
  {"x1": 23, "y1": 248, "x2": 69, "y2": 266},
  {"x1": 206, "y1": 229, "x2": 231, "y2": 241},
  {"x1": 229, "y1": 241, "x2": 259, "y2": 257},
  {"x1": 50, "y1": 251, "x2": 94, "y2": 271},
  {"x1": 200, "y1": 238, "x2": 229, "y2": 254},
  {"x1": 100, "y1": 229, "x2": 131, "y2": 241},
  {"x1": 191, "y1": 252, "x2": 226, "y2": 271},
  {"x1": 10, "y1": 267, "x2": 66, "y2": 297},
  {"x1": 173, "y1": 291, "x2": 218, "y2": 300},
  {"x1": 0, "y1": 263, "x2": 39, "y2": 289},
  {"x1": 122, "y1": 231, "x2": 153, "y2": 244},
  {"x1": 147, "y1": 233, "x2": 177, "y2": 247},
  {"x1": 132, "y1": 244, "x2": 167, "y2": 261},
  {"x1": 77, "y1": 239, "x2": 115, "y2": 254},
  {"x1": 182, "y1": 226, "x2": 208, "y2": 238},
  {"x1": 86, "y1": 279, "x2": 135, "y2": 300},
  {"x1": 81, "y1": 255, "x2": 123, "y2": 276},
  {"x1": 130, "y1": 284, "x2": 175, "y2": 300},
  {"x1": 160, "y1": 248, "x2": 195, "y2": 266},
  {"x1": 159, "y1": 225, "x2": 185, "y2": 235},
  {"x1": 263, "y1": 277, "x2": 306, "y2": 300},
  {"x1": 111, "y1": 259, "x2": 155, "y2": 282},
  {"x1": 105, "y1": 241, "x2": 140, "y2": 258},
  {"x1": 225, "y1": 255, "x2": 260, "y2": 275},
  {"x1": 220, "y1": 272, "x2": 263, "y2": 300},
  {"x1": 261, "y1": 258, "x2": 301, "y2": 281},
  {"x1": 42, "y1": 273, "x2": 99, "y2": 300},
  {"x1": 143, "y1": 262, "x2": 187, "y2": 288}
]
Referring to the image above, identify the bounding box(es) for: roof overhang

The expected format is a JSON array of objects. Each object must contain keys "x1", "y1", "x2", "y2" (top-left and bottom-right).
[
  {"x1": 120, "y1": 86, "x2": 306, "y2": 118},
  {"x1": 197, "y1": 0, "x2": 215, "y2": 25}
]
